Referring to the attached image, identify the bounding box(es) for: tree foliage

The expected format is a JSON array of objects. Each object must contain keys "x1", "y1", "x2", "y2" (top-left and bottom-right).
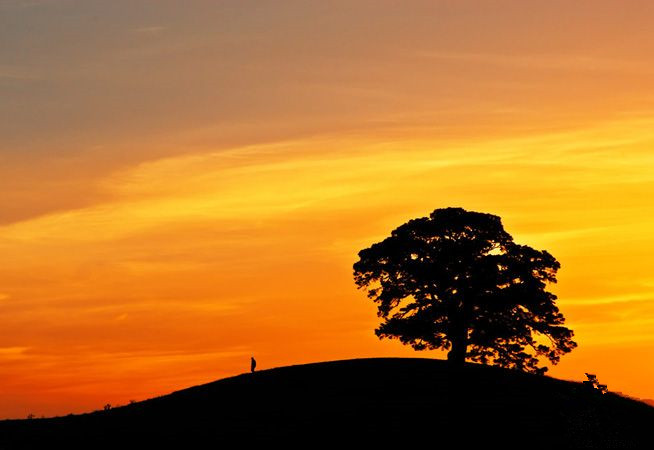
[{"x1": 353, "y1": 207, "x2": 576, "y2": 374}]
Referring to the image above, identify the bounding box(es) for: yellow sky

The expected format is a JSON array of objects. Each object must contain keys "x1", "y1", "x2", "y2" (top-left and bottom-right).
[{"x1": 2, "y1": 0, "x2": 654, "y2": 417}]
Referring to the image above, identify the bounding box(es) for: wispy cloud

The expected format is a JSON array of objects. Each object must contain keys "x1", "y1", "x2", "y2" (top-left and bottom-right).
[
  {"x1": 0, "y1": 65, "x2": 40, "y2": 81},
  {"x1": 563, "y1": 292, "x2": 654, "y2": 306},
  {"x1": 132, "y1": 25, "x2": 166, "y2": 35},
  {"x1": 415, "y1": 51, "x2": 654, "y2": 74},
  {"x1": 0, "y1": 347, "x2": 29, "y2": 360},
  {"x1": 4, "y1": 115, "x2": 654, "y2": 246}
]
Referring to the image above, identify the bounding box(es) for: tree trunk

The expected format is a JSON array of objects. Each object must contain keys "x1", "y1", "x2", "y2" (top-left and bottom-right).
[
  {"x1": 448, "y1": 292, "x2": 468, "y2": 367},
  {"x1": 447, "y1": 333, "x2": 467, "y2": 366},
  {"x1": 447, "y1": 317, "x2": 468, "y2": 367}
]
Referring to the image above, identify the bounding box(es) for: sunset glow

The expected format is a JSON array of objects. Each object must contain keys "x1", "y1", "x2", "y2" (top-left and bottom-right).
[{"x1": 3, "y1": 0, "x2": 654, "y2": 417}]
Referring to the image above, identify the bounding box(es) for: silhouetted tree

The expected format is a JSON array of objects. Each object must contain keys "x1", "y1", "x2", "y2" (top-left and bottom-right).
[{"x1": 353, "y1": 207, "x2": 576, "y2": 374}]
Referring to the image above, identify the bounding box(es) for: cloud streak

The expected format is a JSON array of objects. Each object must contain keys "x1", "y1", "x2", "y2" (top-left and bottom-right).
[{"x1": 415, "y1": 51, "x2": 654, "y2": 74}]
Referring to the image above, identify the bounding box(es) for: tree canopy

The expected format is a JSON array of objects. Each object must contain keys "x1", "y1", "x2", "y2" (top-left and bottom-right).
[{"x1": 353, "y1": 207, "x2": 576, "y2": 374}]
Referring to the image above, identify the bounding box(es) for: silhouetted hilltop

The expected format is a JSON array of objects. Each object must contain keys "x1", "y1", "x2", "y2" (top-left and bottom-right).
[{"x1": 1, "y1": 358, "x2": 652, "y2": 448}]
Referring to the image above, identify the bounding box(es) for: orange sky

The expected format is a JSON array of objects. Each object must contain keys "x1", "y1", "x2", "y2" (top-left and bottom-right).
[{"x1": 2, "y1": 0, "x2": 654, "y2": 418}]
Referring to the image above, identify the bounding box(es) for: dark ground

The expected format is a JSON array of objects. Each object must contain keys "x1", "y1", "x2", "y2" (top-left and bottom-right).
[{"x1": 1, "y1": 358, "x2": 652, "y2": 448}]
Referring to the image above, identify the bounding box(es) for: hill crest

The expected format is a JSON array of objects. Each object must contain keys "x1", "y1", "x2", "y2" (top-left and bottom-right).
[{"x1": 1, "y1": 357, "x2": 652, "y2": 448}]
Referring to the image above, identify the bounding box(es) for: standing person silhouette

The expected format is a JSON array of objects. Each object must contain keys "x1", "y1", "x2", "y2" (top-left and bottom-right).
[{"x1": 250, "y1": 356, "x2": 257, "y2": 373}]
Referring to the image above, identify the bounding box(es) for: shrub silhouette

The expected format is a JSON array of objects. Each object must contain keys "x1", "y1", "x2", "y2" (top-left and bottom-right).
[
  {"x1": 353, "y1": 207, "x2": 577, "y2": 373},
  {"x1": 584, "y1": 373, "x2": 608, "y2": 394}
]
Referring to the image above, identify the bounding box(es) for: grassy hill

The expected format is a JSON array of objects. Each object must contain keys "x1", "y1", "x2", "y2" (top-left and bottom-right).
[{"x1": 0, "y1": 358, "x2": 652, "y2": 448}]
